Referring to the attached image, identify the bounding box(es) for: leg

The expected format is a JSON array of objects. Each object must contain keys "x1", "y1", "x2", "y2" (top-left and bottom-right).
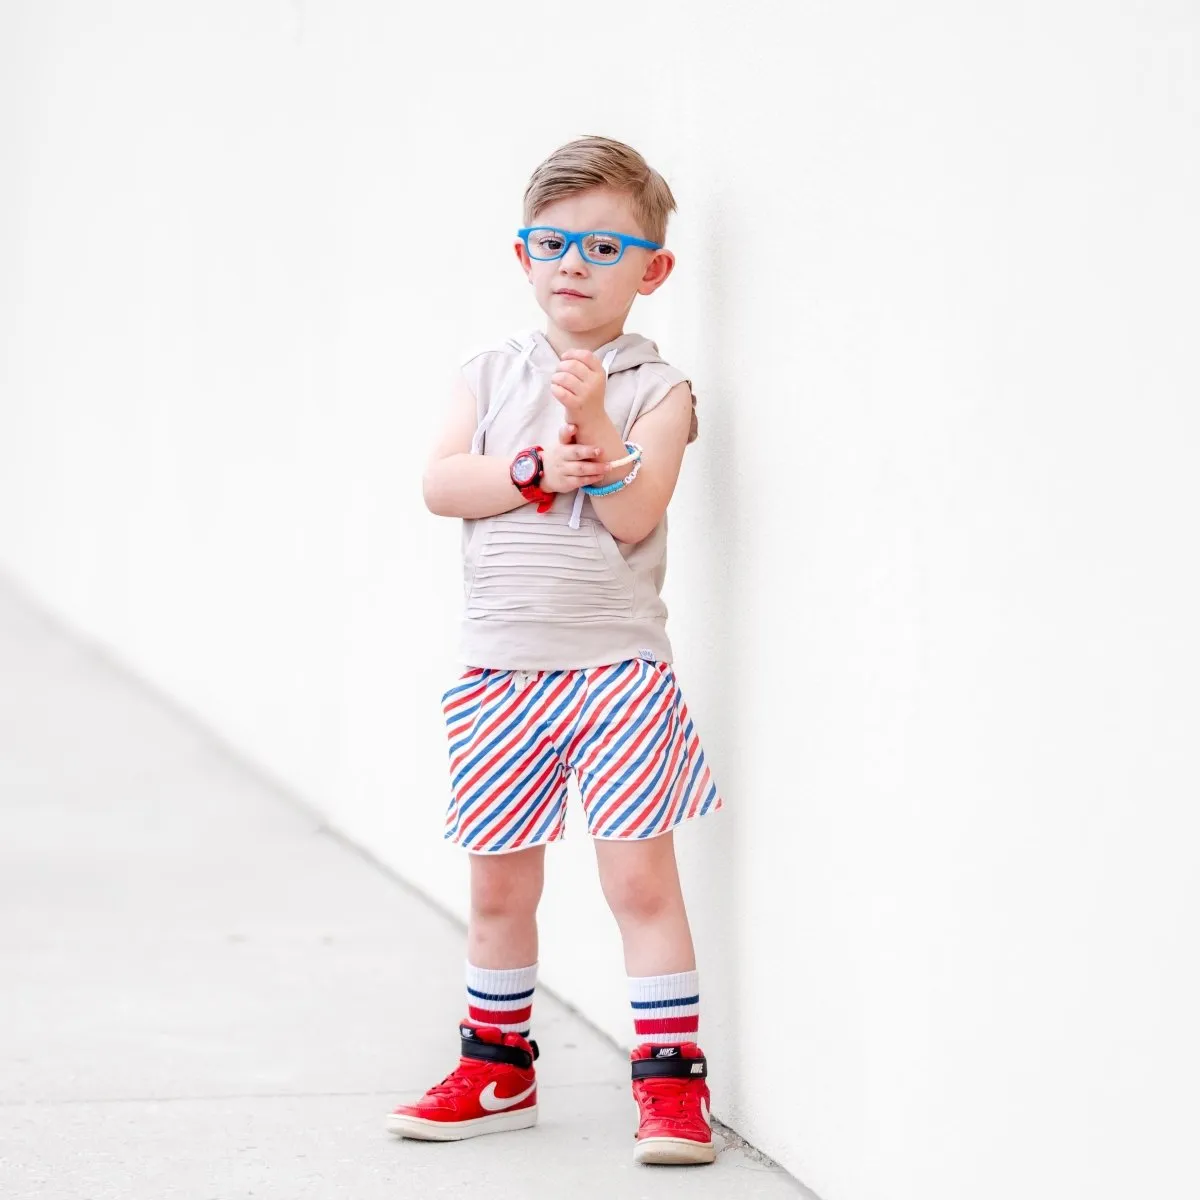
[
  {"x1": 467, "y1": 844, "x2": 545, "y2": 969},
  {"x1": 465, "y1": 844, "x2": 545, "y2": 1037},
  {"x1": 595, "y1": 832, "x2": 714, "y2": 1165},
  {"x1": 386, "y1": 844, "x2": 544, "y2": 1142},
  {"x1": 594, "y1": 832, "x2": 695, "y2": 976}
]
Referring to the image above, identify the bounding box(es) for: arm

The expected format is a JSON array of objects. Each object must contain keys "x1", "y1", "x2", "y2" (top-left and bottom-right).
[
  {"x1": 422, "y1": 372, "x2": 526, "y2": 519},
  {"x1": 552, "y1": 351, "x2": 694, "y2": 544},
  {"x1": 572, "y1": 382, "x2": 693, "y2": 543},
  {"x1": 422, "y1": 371, "x2": 610, "y2": 519}
]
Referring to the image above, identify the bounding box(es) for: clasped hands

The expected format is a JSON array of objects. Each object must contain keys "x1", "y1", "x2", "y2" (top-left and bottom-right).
[{"x1": 541, "y1": 349, "x2": 611, "y2": 493}]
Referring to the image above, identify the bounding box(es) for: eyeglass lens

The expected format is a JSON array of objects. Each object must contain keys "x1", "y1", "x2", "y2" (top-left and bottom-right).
[{"x1": 525, "y1": 229, "x2": 625, "y2": 264}]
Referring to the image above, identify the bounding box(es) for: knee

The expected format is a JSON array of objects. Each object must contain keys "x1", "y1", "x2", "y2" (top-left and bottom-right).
[
  {"x1": 470, "y1": 861, "x2": 542, "y2": 922},
  {"x1": 603, "y1": 863, "x2": 674, "y2": 925}
]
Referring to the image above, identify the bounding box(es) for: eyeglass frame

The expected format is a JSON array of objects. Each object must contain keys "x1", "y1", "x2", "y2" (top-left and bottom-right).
[{"x1": 517, "y1": 226, "x2": 663, "y2": 266}]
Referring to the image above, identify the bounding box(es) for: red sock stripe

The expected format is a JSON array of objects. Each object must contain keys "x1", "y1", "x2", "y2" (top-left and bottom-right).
[
  {"x1": 634, "y1": 1015, "x2": 700, "y2": 1036},
  {"x1": 469, "y1": 1004, "x2": 533, "y2": 1027}
]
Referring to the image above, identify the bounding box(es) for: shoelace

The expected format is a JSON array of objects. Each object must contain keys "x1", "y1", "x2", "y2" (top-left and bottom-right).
[
  {"x1": 637, "y1": 1077, "x2": 699, "y2": 1121},
  {"x1": 425, "y1": 1061, "x2": 488, "y2": 1100}
]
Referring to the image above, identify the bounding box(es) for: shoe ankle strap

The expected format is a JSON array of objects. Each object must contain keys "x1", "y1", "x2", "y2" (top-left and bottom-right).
[
  {"x1": 632, "y1": 1052, "x2": 707, "y2": 1081},
  {"x1": 460, "y1": 1027, "x2": 539, "y2": 1070}
]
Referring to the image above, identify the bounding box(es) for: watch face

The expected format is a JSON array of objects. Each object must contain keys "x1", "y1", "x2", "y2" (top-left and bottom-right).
[{"x1": 512, "y1": 451, "x2": 538, "y2": 486}]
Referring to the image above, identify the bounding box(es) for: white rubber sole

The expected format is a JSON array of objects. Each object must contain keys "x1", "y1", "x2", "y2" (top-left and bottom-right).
[
  {"x1": 634, "y1": 1135, "x2": 717, "y2": 1165},
  {"x1": 386, "y1": 1105, "x2": 538, "y2": 1141}
]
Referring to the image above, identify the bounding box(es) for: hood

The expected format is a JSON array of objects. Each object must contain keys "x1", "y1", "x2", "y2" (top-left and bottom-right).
[{"x1": 523, "y1": 329, "x2": 665, "y2": 376}]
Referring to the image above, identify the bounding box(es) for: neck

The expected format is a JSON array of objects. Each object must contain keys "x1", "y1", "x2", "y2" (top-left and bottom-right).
[{"x1": 543, "y1": 318, "x2": 626, "y2": 356}]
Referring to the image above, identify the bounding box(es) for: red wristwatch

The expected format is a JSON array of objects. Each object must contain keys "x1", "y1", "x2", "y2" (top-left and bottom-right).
[{"x1": 510, "y1": 445, "x2": 555, "y2": 513}]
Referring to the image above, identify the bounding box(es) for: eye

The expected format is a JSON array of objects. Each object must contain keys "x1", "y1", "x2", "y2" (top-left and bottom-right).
[
  {"x1": 589, "y1": 239, "x2": 620, "y2": 258},
  {"x1": 534, "y1": 234, "x2": 564, "y2": 253}
]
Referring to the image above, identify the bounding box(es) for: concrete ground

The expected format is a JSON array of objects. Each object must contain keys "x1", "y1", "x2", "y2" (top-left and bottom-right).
[{"x1": 0, "y1": 579, "x2": 805, "y2": 1200}]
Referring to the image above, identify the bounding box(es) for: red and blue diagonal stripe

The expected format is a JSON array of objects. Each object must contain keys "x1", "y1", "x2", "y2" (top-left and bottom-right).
[{"x1": 441, "y1": 659, "x2": 722, "y2": 854}]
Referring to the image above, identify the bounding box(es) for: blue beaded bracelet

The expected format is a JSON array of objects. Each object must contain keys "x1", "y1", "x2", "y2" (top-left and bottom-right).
[{"x1": 582, "y1": 442, "x2": 644, "y2": 497}]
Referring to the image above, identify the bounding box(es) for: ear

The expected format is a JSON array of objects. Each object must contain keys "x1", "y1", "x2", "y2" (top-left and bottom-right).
[
  {"x1": 637, "y1": 249, "x2": 676, "y2": 297},
  {"x1": 514, "y1": 240, "x2": 534, "y2": 282}
]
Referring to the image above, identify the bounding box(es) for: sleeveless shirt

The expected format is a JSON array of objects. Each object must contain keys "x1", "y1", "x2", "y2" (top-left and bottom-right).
[{"x1": 458, "y1": 329, "x2": 696, "y2": 671}]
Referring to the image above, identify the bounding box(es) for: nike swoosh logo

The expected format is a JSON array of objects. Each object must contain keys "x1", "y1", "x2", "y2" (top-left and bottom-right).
[
  {"x1": 479, "y1": 1080, "x2": 536, "y2": 1112},
  {"x1": 701, "y1": 1098, "x2": 712, "y2": 1127}
]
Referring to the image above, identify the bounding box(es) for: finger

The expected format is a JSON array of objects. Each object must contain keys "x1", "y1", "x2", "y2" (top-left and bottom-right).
[
  {"x1": 550, "y1": 384, "x2": 575, "y2": 403},
  {"x1": 551, "y1": 370, "x2": 582, "y2": 390},
  {"x1": 559, "y1": 423, "x2": 577, "y2": 444},
  {"x1": 571, "y1": 445, "x2": 604, "y2": 460},
  {"x1": 555, "y1": 360, "x2": 590, "y2": 382},
  {"x1": 560, "y1": 348, "x2": 600, "y2": 368}
]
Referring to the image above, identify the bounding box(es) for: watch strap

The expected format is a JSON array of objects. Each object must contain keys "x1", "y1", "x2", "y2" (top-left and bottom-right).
[{"x1": 519, "y1": 484, "x2": 556, "y2": 514}]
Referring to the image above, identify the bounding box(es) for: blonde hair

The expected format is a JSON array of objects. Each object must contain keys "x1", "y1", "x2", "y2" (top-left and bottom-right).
[{"x1": 523, "y1": 136, "x2": 677, "y2": 245}]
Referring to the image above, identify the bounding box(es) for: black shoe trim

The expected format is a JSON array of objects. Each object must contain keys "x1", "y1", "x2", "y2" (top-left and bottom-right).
[
  {"x1": 459, "y1": 1029, "x2": 538, "y2": 1070},
  {"x1": 632, "y1": 1054, "x2": 707, "y2": 1080}
]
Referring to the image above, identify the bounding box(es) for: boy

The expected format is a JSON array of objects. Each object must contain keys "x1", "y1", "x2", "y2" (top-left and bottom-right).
[{"x1": 387, "y1": 136, "x2": 723, "y2": 1165}]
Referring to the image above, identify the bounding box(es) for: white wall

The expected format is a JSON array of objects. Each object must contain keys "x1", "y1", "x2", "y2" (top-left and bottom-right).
[{"x1": 3, "y1": 3, "x2": 1199, "y2": 1196}]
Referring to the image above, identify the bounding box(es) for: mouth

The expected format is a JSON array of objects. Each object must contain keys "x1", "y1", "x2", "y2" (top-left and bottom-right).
[{"x1": 553, "y1": 289, "x2": 591, "y2": 299}]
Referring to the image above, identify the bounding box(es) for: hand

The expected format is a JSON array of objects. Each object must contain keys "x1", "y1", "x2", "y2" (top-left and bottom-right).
[
  {"x1": 541, "y1": 423, "x2": 608, "y2": 493},
  {"x1": 550, "y1": 349, "x2": 607, "y2": 419}
]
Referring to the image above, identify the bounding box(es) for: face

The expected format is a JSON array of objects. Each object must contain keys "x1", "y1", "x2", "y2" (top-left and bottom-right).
[{"x1": 514, "y1": 187, "x2": 675, "y2": 341}]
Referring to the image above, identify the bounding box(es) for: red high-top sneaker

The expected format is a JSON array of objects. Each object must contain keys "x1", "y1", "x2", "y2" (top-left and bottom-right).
[
  {"x1": 630, "y1": 1042, "x2": 716, "y2": 1164},
  {"x1": 386, "y1": 1021, "x2": 539, "y2": 1141}
]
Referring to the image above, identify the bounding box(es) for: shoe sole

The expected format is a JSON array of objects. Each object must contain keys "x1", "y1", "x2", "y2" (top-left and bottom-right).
[
  {"x1": 634, "y1": 1135, "x2": 716, "y2": 1165},
  {"x1": 386, "y1": 1105, "x2": 538, "y2": 1141}
]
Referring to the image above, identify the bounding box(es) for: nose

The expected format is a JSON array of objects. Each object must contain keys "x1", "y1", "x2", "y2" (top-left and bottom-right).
[{"x1": 557, "y1": 241, "x2": 589, "y2": 275}]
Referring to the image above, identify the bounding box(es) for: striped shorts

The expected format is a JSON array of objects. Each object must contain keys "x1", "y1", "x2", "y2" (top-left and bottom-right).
[{"x1": 442, "y1": 657, "x2": 722, "y2": 854}]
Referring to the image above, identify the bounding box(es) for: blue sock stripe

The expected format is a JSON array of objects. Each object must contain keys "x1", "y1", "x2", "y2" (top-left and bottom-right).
[
  {"x1": 467, "y1": 985, "x2": 536, "y2": 1002},
  {"x1": 630, "y1": 994, "x2": 700, "y2": 1010}
]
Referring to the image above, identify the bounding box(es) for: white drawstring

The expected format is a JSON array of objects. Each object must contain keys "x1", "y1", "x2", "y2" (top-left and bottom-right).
[
  {"x1": 471, "y1": 338, "x2": 537, "y2": 456},
  {"x1": 569, "y1": 347, "x2": 620, "y2": 530}
]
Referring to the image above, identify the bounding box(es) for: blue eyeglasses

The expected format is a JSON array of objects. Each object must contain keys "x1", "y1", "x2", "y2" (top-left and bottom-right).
[{"x1": 518, "y1": 226, "x2": 662, "y2": 266}]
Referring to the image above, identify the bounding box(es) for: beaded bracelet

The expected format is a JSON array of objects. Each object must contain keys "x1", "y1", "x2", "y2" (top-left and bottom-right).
[
  {"x1": 582, "y1": 443, "x2": 644, "y2": 497},
  {"x1": 606, "y1": 441, "x2": 643, "y2": 470}
]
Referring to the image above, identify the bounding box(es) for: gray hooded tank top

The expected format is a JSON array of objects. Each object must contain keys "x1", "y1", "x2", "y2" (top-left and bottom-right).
[{"x1": 458, "y1": 329, "x2": 695, "y2": 671}]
